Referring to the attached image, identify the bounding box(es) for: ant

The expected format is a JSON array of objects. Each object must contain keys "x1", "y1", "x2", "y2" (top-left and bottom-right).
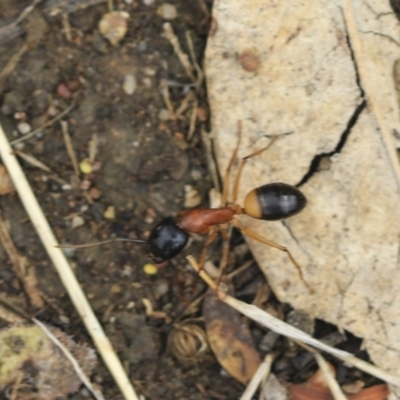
[{"x1": 64, "y1": 121, "x2": 310, "y2": 291}]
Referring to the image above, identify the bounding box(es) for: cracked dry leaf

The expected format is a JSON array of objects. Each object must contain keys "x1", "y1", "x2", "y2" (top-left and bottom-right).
[
  {"x1": 205, "y1": 0, "x2": 400, "y2": 398},
  {"x1": 203, "y1": 282, "x2": 261, "y2": 384}
]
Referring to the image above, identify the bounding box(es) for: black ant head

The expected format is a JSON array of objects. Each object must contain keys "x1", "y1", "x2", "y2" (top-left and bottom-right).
[{"x1": 146, "y1": 217, "x2": 189, "y2": 263}]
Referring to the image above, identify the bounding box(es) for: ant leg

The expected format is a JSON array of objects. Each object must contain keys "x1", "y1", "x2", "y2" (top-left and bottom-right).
[
  {"x1": 214, "y1": 224, "x2": 231, "y2": 287},
  {"x1": 232, "y1": 136, "x2": 279, "y2": 204},
  {"x1": 197, "y1": 226, "x2": 218, "y2": 272},
  {"x1": 230, "y1": 219, "x2": 314, "y2": 293},
  {"x1": 221, "y1": 120, "x2": 242, "y2": 206}
]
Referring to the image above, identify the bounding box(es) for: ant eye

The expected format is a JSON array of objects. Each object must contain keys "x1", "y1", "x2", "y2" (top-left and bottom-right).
[{"x1": 146, "y1": 217, "x2": 189, "y2": 262}]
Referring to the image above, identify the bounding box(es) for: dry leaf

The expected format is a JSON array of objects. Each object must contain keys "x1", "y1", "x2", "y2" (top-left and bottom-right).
[
  {"x1": 203, "y1": 281, "x2": 261, "y2": 384},
  {"x1": 289, "y1": 366, "x2": 389, "y2": 400},
  {"x1": 0, "y1": 164, "x2": 14, "y2": 195},
  {"x1": 206, "y1": 1, "x2": 400, "y2": 396},
  {"x1": 0, "y1": 325, "x2": 97, "y2": 399}
]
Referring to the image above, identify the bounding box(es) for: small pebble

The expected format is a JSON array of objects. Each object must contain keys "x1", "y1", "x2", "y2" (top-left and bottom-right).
[
  {"x1": 184, "y1": 185, "x2": 201, "y2": 208},
  {"x1": 110, "y1": 283, "x2": 122, "y2": 294},
  {"x1": 158, "y1": 108, "x2": 170, "y2": 121},
  {"x1": 154, "y1": 279, "x2": 169, "y2": 297},
  {"x1": 143, "y1": 67, "x2": 156, "y2": 76},
  {"x1": 79, "y1": 159, "x2": 93, "y2": 175},
  {"x1": 143, "y1": 263, "x2": 158, "y2": 275},
  {"x1": 123, "y1": 74, "x2": 137, "y2": 95},
  {"x1": 89, "y1": 187, "x2": 101, "y2": 200},
  {"x1": 104, "y1": 205, "x2": 115, "y2": 219},
  {"x1": 14, "y1": 111, "x2": 25, "y2": 119},
  {"x1": 143, "y1": 0, "x2": 154, "y2": 5},
  {"x1": 99, "y1": 11, "x2": 130, "y2": 46},
  {"x1": 17, "y1": 122, "x2": 31, "y2": 135},
  {"x1": 142, "y1": 77, "x2": 152, "y2": 87},
  {"x1": 240, "y1": 50, "x2": 260, "y2": 72},
  {"x1": 157, "y1": 3, "x2": 178, "y2": 20},
  {"x1": 191, "y1": 169, "x2": 202, "y2": 181},
  {"x1": 71, "y1": 215, "x2": 85, "y2": 229},
  {"x1": 126, "y1": 301, "x2": 135, "y2": 309},
  {"x1": 80, "y1": 179, "x2": 91, "y2": 190}
]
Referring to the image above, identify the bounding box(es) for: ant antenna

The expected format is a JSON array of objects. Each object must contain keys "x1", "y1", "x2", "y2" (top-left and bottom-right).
[{"x1": 57, "y1": 237, "x2": 147, "y2": 249}]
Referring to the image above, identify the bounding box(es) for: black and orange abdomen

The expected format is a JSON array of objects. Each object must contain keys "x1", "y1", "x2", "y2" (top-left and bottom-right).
[{"x1": 244, "y1": 182, "x2": 306, "y2": 221}]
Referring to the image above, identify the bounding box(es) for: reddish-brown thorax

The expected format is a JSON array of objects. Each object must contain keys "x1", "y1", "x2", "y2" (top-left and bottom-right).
[{"x1": 176, "y1": 207, "x2": 236, "y2": 234}]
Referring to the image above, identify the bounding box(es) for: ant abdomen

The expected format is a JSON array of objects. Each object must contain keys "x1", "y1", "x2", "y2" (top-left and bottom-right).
[{"x1": 244, "y1": 182, "x2": 307, "y2": 221}]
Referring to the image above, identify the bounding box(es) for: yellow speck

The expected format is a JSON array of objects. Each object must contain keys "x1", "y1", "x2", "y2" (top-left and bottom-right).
[
  {"x1": 79, "y1": 159, "x2": 93, "y2": 174},
  {"x1": 103, "y1": 206, "x2": 115, "y2": 219},
  {"x1": 143, "y1": 263, "x2": 157, "y2": 275}
]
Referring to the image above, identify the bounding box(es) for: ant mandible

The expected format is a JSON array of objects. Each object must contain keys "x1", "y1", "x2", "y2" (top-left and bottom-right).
[{"x1": 143, "y1": 121, "x2": 310, "y2": 291}]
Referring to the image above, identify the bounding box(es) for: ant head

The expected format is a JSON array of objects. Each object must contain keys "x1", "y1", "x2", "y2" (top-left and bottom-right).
[{"x1": 146, "y1": 217, "x2": 189, "y2": 263}]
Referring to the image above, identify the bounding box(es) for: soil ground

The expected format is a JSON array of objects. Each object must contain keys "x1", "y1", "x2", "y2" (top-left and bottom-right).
[{"x1": 0, "y1": 1, "x2": 382, "y2": 399}]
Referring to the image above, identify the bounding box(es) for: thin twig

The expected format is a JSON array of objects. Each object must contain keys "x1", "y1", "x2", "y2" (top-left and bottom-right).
[
  {"x1": 186, "y1": 255, "x2": 400, "y2": 388},
  {"x1": 240, "y1": 354, "x2": 274, "y2": 400},
  {"x1": 163, "y1": 23, "x2": 196, "y2": 82},
  {"x1": 11, "y1": 102, "x2": 76, "y2": 145},
  {"x1": 185, "y1": 30, "x2": 203, "y2": 89},
  {"x1": 0, "y1": 121, "x2": 140, "y2": 400},
  {"x1": 61, "y1": 121, "x2": 80, "y2": 176},
  {"x1": 33, "y1": 318, "x2": 105, "y2": 400}
]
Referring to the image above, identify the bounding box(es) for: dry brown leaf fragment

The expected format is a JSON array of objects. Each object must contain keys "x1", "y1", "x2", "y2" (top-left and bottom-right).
[
  {"x1": 203, "y1": 281, "x2": 261, "y2": 384},
  {"x1": 0, "y1": 164, "x2": 14, "y2": 195},
  {"x1": 0, "y1": 325, "x2": 97, "y2": 399},
  {"x1": 289, "y1": 366, "x2": 389, "y2": 400}
]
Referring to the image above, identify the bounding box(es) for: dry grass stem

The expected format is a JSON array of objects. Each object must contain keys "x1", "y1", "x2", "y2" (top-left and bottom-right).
[
  {"x1": 343, "y1": 0, "x2": 400, "y2": 190},
  {"x1": 161, "y1": 79, "x2": 176, "y2": 119},
  {"x1": 187, "y1": 255, "x2": 400, "y2": 388},
  {"x1": 175, "y1": 90, "x2": 195, "y2": 118},
  {"x1": 313, "y1": 352, "x2": 347, "y2": 400},
  {"x1": 163, "y1": 23, "x2": 196, "y2": 82},
  {"x1": 33, "y1": 318, "x2": 105, "y2": 400},
  {"x1": 200, "y1": 128, "x2": 221, "y2": 193},
  {"x1": 9, "y1": 370, "x2": 24, "y2": 400},
  {"x1": 240, "y1": 354, "x2": 274, "y2": 400},
  {"x1": 0, "y1": 209, "x2": 44, "y2": 308},
  {"x1": 61, "y1": 13, "x2": 73, "y2": 41},
  {"x1": 0, "y1": 304, "x2": 25, "y2": 324},
  {"x1": 11, "y1": 102, "x2": 76, "y2": 145},
  {"x1": 0, "y1": 122, "x2": 139, "y2": 400},
  {"x1": 186, "y1": 30, "x2": 203, "y2": 88},
  {"x1": 0, "y1": 44, "x2": 28, "y2": 95},
  {"x1": 14, "y1": 150, "x2": 52, "y2": 172},
  {"x1": 61, "y1": 121, "x2": 80, "y2": 176},
  {"x1": 187, "y1": 98, "x2": 198, "y2": 141}
]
